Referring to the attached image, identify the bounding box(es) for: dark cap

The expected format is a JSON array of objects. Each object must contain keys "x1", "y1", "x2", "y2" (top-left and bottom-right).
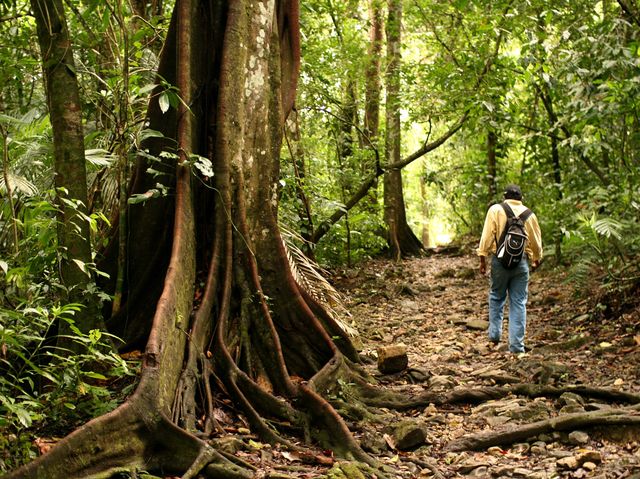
[{"x1": 503, "y1": 184, "x2": 522, "y2": 200}]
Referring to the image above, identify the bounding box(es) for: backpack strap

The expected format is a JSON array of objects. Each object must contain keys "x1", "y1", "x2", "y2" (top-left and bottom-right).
[
  {"x1": 519, "y1": 208, "x2": 533, "y2": 222},
  {"x1": 495, "y1": 203, "x2": 533, "y2": 248},
  {"x1": 499, "y1": 202, "x2": 515, "y2": 218},
  {"x1": 501, "y1": 202, "x2": 532, "y2": 222}
]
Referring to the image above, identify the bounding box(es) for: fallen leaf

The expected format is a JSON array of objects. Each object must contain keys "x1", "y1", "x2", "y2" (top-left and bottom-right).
[
  {"x1": 383, "y1": 433, "x2": 397, "y2": 450},
  {"x1": 614, "y1": 378, "x2": 625, "y2": 386},
  {"x1": 282, "y1": 451, "x2": 301, "y2": 462},
  {"x1": 33, "y1": 437, "x2": 57, "y2": 455}
]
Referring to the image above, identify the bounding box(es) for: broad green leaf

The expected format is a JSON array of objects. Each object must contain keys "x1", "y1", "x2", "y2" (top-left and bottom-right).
[{"x1": 158, "y1": 93, "x2": 170, "y2": 113}]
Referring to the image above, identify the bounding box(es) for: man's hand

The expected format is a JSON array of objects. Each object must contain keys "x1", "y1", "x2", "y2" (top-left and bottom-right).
[
  {"x1": 531, "y1": 259, "x2": 540, "y2": 271},
  {"x1": 479, "y1": 256, "x2": 487, "y2": 275}
]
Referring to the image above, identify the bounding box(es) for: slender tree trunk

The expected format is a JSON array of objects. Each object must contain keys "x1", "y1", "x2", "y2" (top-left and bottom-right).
[
  {"x1": 284, "y1": 110, "x2": 315, "y2": 254},
  {"x1": 534, "y1": 13, "x2": 564, "y2": 264},
  {"x1": 31, "y1": 0, "x2": 107, "y2": 345},
  {"x1": 1, "y1": 125, "x2": 19, "y2": 254},
  {"x1": 420, "y1": 177, "x2": 430, "y2": 248},
  {"x1": 364, "y1": 0, "x2": 383, "y2": 147},
  {"x1": 111, "y1": 0, "x2": 131, "y2": 316},
  {"x1": 384, "y1": 0, "x2": 422, "y2": 259},
  {"x1": 362, "y1": 0, "x2": 383, "y2": 207},
  {"x1": 487, "y1": 129, "x2": 498, "y2": 203}
]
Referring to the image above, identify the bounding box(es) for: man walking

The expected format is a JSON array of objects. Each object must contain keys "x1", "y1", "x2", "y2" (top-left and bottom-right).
[{"x1": 477, "y1": 184, "x2": 543, "y2": 354}]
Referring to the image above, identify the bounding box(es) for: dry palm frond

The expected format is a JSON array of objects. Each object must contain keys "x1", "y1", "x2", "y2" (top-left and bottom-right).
[
  {"x1": 0, "y1": 171, "x2": 39, "y2": 196},
  {"x1": 280, "y1": 224, "x2": 358, "y2": 338}
]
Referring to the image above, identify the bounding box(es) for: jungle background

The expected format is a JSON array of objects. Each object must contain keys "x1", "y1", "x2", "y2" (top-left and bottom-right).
[{"x1": 1, "y1": 0, "x2": 640, "y2": 477}]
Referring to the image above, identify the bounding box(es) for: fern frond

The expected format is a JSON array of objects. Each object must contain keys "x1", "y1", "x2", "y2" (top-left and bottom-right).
[
  {"x1": 593, "y1": 218, "x2": 623, "y2": 240},
  {"x1": 280, "y1": 225, "x2": 358, "y2": 338},
  {"x1": 0, "y1": 172, "x2": 39, "y2": 196}
]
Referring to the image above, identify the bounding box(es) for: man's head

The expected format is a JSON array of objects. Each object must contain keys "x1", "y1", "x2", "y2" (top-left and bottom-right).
[{"x1": 503, "y1": 184, "x2": 523, "y2": 200}]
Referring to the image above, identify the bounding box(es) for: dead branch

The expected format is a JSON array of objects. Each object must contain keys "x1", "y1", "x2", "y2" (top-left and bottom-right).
[{"x1": 447, "y1": 405, "x2": 640, "y2": 452}]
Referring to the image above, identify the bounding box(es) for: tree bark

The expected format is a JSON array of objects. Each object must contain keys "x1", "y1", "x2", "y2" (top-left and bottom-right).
[
  {"x1": 31, "y1": 0, "x2": 108, "y2": 346},
  {"x1": 384, "y1": 0, "x2": 422, "y2": 259}
]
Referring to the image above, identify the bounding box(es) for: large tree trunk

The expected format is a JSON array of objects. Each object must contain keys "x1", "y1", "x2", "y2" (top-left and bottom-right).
[
  {"x1": 8, "y1": 1, "x2": 372, "y2": 477},
  {"x1": 31, "y1": 0, "x2": 107, "y2": 347},
  {"x1": 383, "y1": 0, "x2": 422, "y2": 259}
]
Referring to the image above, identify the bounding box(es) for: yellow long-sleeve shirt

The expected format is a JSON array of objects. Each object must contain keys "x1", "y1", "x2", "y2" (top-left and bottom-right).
[{"x1": 477, "y1": 199, "x2": 543, "y2": 262}]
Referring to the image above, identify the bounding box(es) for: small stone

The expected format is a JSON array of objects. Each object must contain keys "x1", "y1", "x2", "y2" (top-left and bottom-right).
[
  {"x1": 582, "y1": 462, "x2": 597, "y2": 471},
  {"x1": 360, "y1": 432, "x2": 388, "y2": 454},
  {"x1": 211, "y1": 436, "x2": 245, "y2": 454},
  {"x1": 549, "y1": 449, "x2": 574, "y2": 459},
  {"x1": 428, "y1": 375, "x2": 456, "y2": 390},
  {"x1": 559, "y1": 404, "x2": 585, "y2": 414},
  {"x1": 423, "y1": 403, "x2": 438, "y2": 415},
  {"x1": 557, "y1": 456, "x2": 579, "y2": 470},
  {"x1": 577, "y1": 450, "x2": 602, "y2": 464},
  {"x1": 466, "y1": 319, "x2": 489, "y2": 331},
  {"x1": 485, "y1": 416, "x2": 511, "y2": 427},
  {"x1": 468, "y1": 466, "x2": 488, "y2": 476},
  {"x1": 392, "y1": 421, "x2": 427, "y2": 450},
  {"x1": 451, "y1": 316, "x2": 468, "y2": 326},
  {"x1": 377, "y1": 343, "x2": 408, "y2": 374},
  {"x1": 511, "y1": 443, "x2": 530, "y2": 454},
  {"x1": 530, "y1": 445, "x2": 546, "y2": 456},
  {"x1": 568, "y1": 430, "x2": 590, "y2": 445},
  {"x1": 558, "y1": 392, "x2": 585, "y2": 407},
  {"x1": 494, "y1": 466, "x2": 515, "y2": 476}
]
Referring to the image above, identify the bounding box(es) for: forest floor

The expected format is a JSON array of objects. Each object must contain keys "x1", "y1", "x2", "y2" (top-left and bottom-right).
[
  {"x1": 13, "y1": 250, "x2": 640, "y2": 479},
  {"x1": 328, "y1": 248, "x2": 640, "y2": 479}
]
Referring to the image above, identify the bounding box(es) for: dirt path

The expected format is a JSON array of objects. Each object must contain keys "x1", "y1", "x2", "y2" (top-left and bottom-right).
[{"x1": 333, "y1": 252, "x2": 640, "y2": 478}]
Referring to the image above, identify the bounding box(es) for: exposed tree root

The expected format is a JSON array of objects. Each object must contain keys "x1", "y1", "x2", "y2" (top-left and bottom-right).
[
  {"x1": 346, "y1": 383, "x2": 640, "y2": 411},
  {"x1": 3, "y1": 393, "x2": 250, "y2": 479},
  {"x1": 447, "y1": 404, "x2": 640, "y2": 452},
  {"x1": 405, "y1": 457, "x2": 445, "y2": 479}
]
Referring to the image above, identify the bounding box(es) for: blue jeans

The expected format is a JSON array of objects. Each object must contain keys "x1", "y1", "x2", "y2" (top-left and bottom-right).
[{"x1": 488, "y1": 255, "x2": 529, "y2": 353}]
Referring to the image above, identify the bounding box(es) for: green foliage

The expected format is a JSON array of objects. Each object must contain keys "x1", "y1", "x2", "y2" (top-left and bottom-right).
[
  {"x1": 0, "y1": 192, "x2": 133, "y2": 471},
  {"x1": 0, "y1": 190, "x2": 131, "y2": 473},
  {"x1": 0, "y1": 301, "x2": 137, "y2": 472},
  {"x1": 560, "y1": 186, "x2": 640, "y2": 286}
]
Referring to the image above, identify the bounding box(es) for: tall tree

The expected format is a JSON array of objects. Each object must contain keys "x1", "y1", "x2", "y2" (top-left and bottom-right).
[
  {"x1": 383, "y1": 0, "x2": 423, "y2": 259},
  {"x1": 8, "y1": 1, "x2": 381, "y2": 476},
  {"x1": 362, "y1": 0, "x2": 383, "y2": 207},
  {"x1": 30, "y1": 0, "x2": 107, "y2": 347},
  {"x1": 364, "y1": 0, "x2": 383, "y2": 149}
]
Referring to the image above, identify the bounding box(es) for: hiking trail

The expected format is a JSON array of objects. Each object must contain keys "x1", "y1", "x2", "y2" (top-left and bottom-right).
[{"x1": 331, "y1": 250, "x2": 640, "y2": 478}]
